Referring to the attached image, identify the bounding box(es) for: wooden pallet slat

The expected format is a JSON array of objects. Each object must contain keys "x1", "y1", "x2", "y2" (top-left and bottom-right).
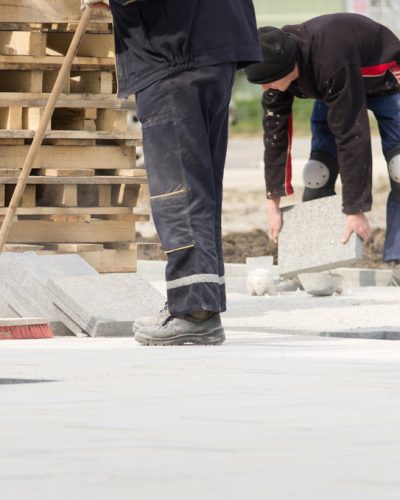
[
  {"x1": 0, "y1": 8, "x2": 149, "y2": 272},
  {"x1": 0, "y1": 93, "x2": 135, "y2": 109},
  {"x1": 8, "y1": 220, "x2": 136, "y2": 244},
  {"x1": 0, "y1": 54, "x2": 115, "y2": 71},
  {"x1": 1, "y1": 1, "x2": 111, "y2": 24},
  {"x1": 0, "y1": 175, "x2": 147, "y2": 184},
  {"x1": 0, "y1": 144, "x2": 137, "y2": 169}
]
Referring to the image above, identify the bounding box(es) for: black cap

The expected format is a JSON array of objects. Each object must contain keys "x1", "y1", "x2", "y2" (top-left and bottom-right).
[{"x1": 245, "y1": 27, "x2": 297, "y2": 84}]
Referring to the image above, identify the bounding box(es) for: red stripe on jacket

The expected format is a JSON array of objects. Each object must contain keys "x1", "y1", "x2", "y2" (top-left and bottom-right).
[
  {"x1": 285, "y1": 113, "x2": 294, "y2": 196},
  {"x1": 361, "y1": 60, "x2": 397, "y2": 76}
]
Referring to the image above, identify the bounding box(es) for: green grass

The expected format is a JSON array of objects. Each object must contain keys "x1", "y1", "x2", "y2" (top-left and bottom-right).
[{"x1": 230, "y1": 93, "x2": 314, "y2": 136}]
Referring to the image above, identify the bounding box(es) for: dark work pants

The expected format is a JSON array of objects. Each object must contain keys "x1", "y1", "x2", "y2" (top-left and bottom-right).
[
  {"x1": 136, "y1": 64, "x2": 236, "y2": 317},
  {"x1": 304, "y1": 96, "x2": 400, "y2": 261}
]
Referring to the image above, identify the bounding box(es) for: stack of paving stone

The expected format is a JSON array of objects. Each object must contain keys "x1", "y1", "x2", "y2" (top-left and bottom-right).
[
  {"x1": 0, "y1": 252, "x2": 164, "y2": 337},
  {"x1": 0, "y1": 1, "x2": 149, "y2": 272}
]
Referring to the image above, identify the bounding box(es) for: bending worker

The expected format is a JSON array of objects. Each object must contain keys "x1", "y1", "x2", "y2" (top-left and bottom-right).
[
  {"x1": 82, "y1": 0, "x2": 261, "y2": 344},
  {"x1": 245, "y1": 13, "x2": 400, "y2": 267}
]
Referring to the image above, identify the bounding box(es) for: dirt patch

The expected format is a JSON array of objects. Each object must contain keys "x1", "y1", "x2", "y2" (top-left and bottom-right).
[{"x1": 138, "y1": 227, "x2": 395, "y2": 268}]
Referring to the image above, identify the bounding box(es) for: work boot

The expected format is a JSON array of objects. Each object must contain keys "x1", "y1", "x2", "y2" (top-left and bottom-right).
[
  {"x1": 132, "y1": 303, "x2": 169, "y2": 334},
  {"x1": 134, "y1": 312, "x2": 225, "y2": 346},
  {"x1": 393, "y1": 264, "x2": 400, "y2": 286}
]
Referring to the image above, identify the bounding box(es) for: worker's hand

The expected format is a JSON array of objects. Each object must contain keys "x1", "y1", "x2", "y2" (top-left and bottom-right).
[
  {"x1": 341, "y1": 213, "x2": 371, "y2": 244},
  {"x1": 81, "y1": 0, "x2": 110, "y2": 10},
  {"x1": 266, "y1": 197, "x2": 282, "y2": 243}
]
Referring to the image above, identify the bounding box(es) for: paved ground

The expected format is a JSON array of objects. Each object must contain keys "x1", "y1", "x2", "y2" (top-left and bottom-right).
[
  {"x1": 1, "y1": 136, "x2": 397, "y2": 500},
  {"x1": 2, "y1": 283, "x2": 400, "y2": 500}
]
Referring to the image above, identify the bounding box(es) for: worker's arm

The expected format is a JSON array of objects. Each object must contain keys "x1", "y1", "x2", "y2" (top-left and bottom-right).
[
  {"x1": 262, "y1": 90, "x2": 294, "y2": 242},
  {"x1": 262, "y1": 89, "x2": 295, "y2": 199},
  {"x1": 324, "y1": 65, "x2": 373, "y2": 241}
]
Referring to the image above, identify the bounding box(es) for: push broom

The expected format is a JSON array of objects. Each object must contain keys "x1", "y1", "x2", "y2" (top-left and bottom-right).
[{"x1": 0, "y1": 7, "x2": 92, "y2": 339}]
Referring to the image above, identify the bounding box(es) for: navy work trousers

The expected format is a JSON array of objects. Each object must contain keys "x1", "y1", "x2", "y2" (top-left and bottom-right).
[
  {"x1": 136, "y1": 64, "x2": 236, "y2": 317},
  {"x1": 304, "y1": 94, "x2": 400, "y2": 261}
]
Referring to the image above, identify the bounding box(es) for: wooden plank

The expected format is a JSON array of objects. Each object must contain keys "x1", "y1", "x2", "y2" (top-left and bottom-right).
[
  {"x1": 0, "y1": 70, "x2": 43, "y2": 92},
  {"x1": 8, "y1": 220, "x2": 136, "y2": 243},
  {"x1": 112, "y1": 184, "x2": 140, "y2": 206},
  {"x1": 79, "y1": 248, "x2": 137, "y2": 273},
  {"x1": 46, "y1": 32, "x2": 114, "y2": 58},
  {"x1": 0, "y1": 138, "x2": 24, "y2": 145},
  {"x1": 104, "y1": 242, "x2": 137, "y2": 250},
  {"x1": 0, "y1": 93, "x2": 136, "y2": 110},
  {"x1": 0, "y1": 106, "x2": 22, "y2": 129},
  {"x1": 114, "y1": 169, "x2": 146, "y2": 177},
  {"x1": 0, "y1": 145, "x2": 137, "y2": 170},
  {"x1": 0, "y1": 168, "x2": 19, "y2": 176},
  {"x1": 0, "y1": 130, "x2": 141, "y2": 141},
  {"x1": 38, "y1": 169, "x2": 95, "y2": 177},
  {"x1": 20, "y1": 185, "x2": 36, "y2": 208},
  {"x1": 0, "y1": 55, "x2": 114, "y2": 71},
  {"x1": 0, "y1": 31, "x2": 46, "y2": 56},
  {"x1": 0, "y1": 1, "x2": 111, "y2": 23},
  {"x1": 98, "y1": 185, "x2": 111, "y2": 207},
  {"x1": 43, "y1": 70, "x2": 70, "y2": 93},
  {"x1": 96, "y1": 109, "x2": 128, "y2": 133},
  {"x1": 0, "y1": 207, "x2": 134, "y2": 216},
  {"x1": 44, "y1": 243, "x2": 104, "y2": 252},
  {"x1": 0, "y1": 23, "x2": 113, "y2": 33},
  {"x1": 70, "y1": 71, "x2": 113, "y2": 94},
  {"x1": 46, "y1": 139, "x2": 96, "y2": 146},
  {"x1": 0, "y1": 176, "x2": 147, "y2": 184},
  {"x1": 40, "y1": 184, "x2": 77, "y2": 206},
  {"x1": 3, "y1": 243, "x2": 44, "y2": 252},
  {"x1": 51, "y1": 108, "x2": 95, "y2": 131},
  {"x1": 22, "y1": 107, "x2": 51, "y2": 131},
  {"x1": 0, "y1": 93, "x2": 136, "y2": 109}
]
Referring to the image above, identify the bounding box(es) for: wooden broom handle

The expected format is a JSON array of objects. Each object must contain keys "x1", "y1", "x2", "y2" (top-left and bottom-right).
[{"x1": 0, "y1": 7, "x2": 92, "y2": 251}]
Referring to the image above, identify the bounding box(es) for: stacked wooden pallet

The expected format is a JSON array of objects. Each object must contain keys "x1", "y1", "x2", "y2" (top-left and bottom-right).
[{"x1": 0, "y1": 1, "x2": 148, "y2": 272}]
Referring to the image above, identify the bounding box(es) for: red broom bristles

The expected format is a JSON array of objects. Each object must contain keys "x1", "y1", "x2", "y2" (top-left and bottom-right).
[{"x1": 0, "y1": 324, "x2": 53, "y2": 340}]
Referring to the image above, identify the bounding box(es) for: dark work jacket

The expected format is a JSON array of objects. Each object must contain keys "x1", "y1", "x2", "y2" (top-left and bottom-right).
[
  {"x1": 109, "y1": 0, "x2": 261, "y2": 97},
  {"x1": 263, "y1": 13, "x2": 400, "y2": 214}
]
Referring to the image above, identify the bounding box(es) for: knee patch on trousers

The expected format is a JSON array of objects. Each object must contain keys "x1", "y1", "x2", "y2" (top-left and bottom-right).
[{"x1": 303, "y1": 159, "x2": 330, "y2": 189}]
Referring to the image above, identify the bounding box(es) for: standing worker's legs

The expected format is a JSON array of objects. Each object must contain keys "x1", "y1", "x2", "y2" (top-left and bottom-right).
[
  {"x1": 134, "y1": 64, "x2": 235, "y2": 343},
  {"x1": 369, "y1": 93, "x2": 400, "y2": 261},
  {"x1": 302, "y1": 100, "x2": 339, "y2": 202}
]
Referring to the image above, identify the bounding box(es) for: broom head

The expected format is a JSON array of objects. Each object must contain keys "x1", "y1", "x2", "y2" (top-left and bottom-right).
[{"x1": 0, "y1": 318, "x2": 53, "y2": 340}]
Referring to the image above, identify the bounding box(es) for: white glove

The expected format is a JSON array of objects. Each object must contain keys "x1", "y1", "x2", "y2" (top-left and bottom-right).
[{"x1": 81, "y1": 0, "x2": 110, "y2": 10}]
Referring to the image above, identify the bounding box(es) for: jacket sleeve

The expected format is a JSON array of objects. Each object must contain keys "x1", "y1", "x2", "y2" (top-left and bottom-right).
[
  {"x1": 262, "y1": 90, "x2": 295, "y2": 199},
  {"x1": 323, "y1": 65, "x2": 373, "y2": 214}
]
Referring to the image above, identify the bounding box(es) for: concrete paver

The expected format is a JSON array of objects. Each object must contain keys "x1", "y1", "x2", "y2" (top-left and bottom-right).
[
  {"x1": 279, "y1": 196, "x2": 363, "y2": 276},
  {"x1": 1, "y1": 285, "x2": 400, "y2": 499}
]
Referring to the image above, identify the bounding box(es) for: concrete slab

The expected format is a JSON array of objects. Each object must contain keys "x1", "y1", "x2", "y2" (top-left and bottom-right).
[
  {"x1": 48, "y1": 274, "x2": 165, "y2": 337},
  {"x1": 3, "y1": 254, "x2": 97, "y2": 336},
  {"x1": 278, "y1": 195, "x2": 363, "y2": 277},
  {"x1": 335, "y1": 267, "x2": 393, "y2": 288},
  {"x1": 0, "y1": 299, "x2": 19, "y2": 318},
  {"x1": 137, "y1": 259, "x2": 249, "y2": 294},
  {"x1": 224, "y1": 287, "x2": 400, "y2": 338}
]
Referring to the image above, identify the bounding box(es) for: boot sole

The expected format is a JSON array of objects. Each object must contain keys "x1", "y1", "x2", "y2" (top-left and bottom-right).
[{"x1": 134, "y1": 327, "x2": 225, "y2": 346}]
